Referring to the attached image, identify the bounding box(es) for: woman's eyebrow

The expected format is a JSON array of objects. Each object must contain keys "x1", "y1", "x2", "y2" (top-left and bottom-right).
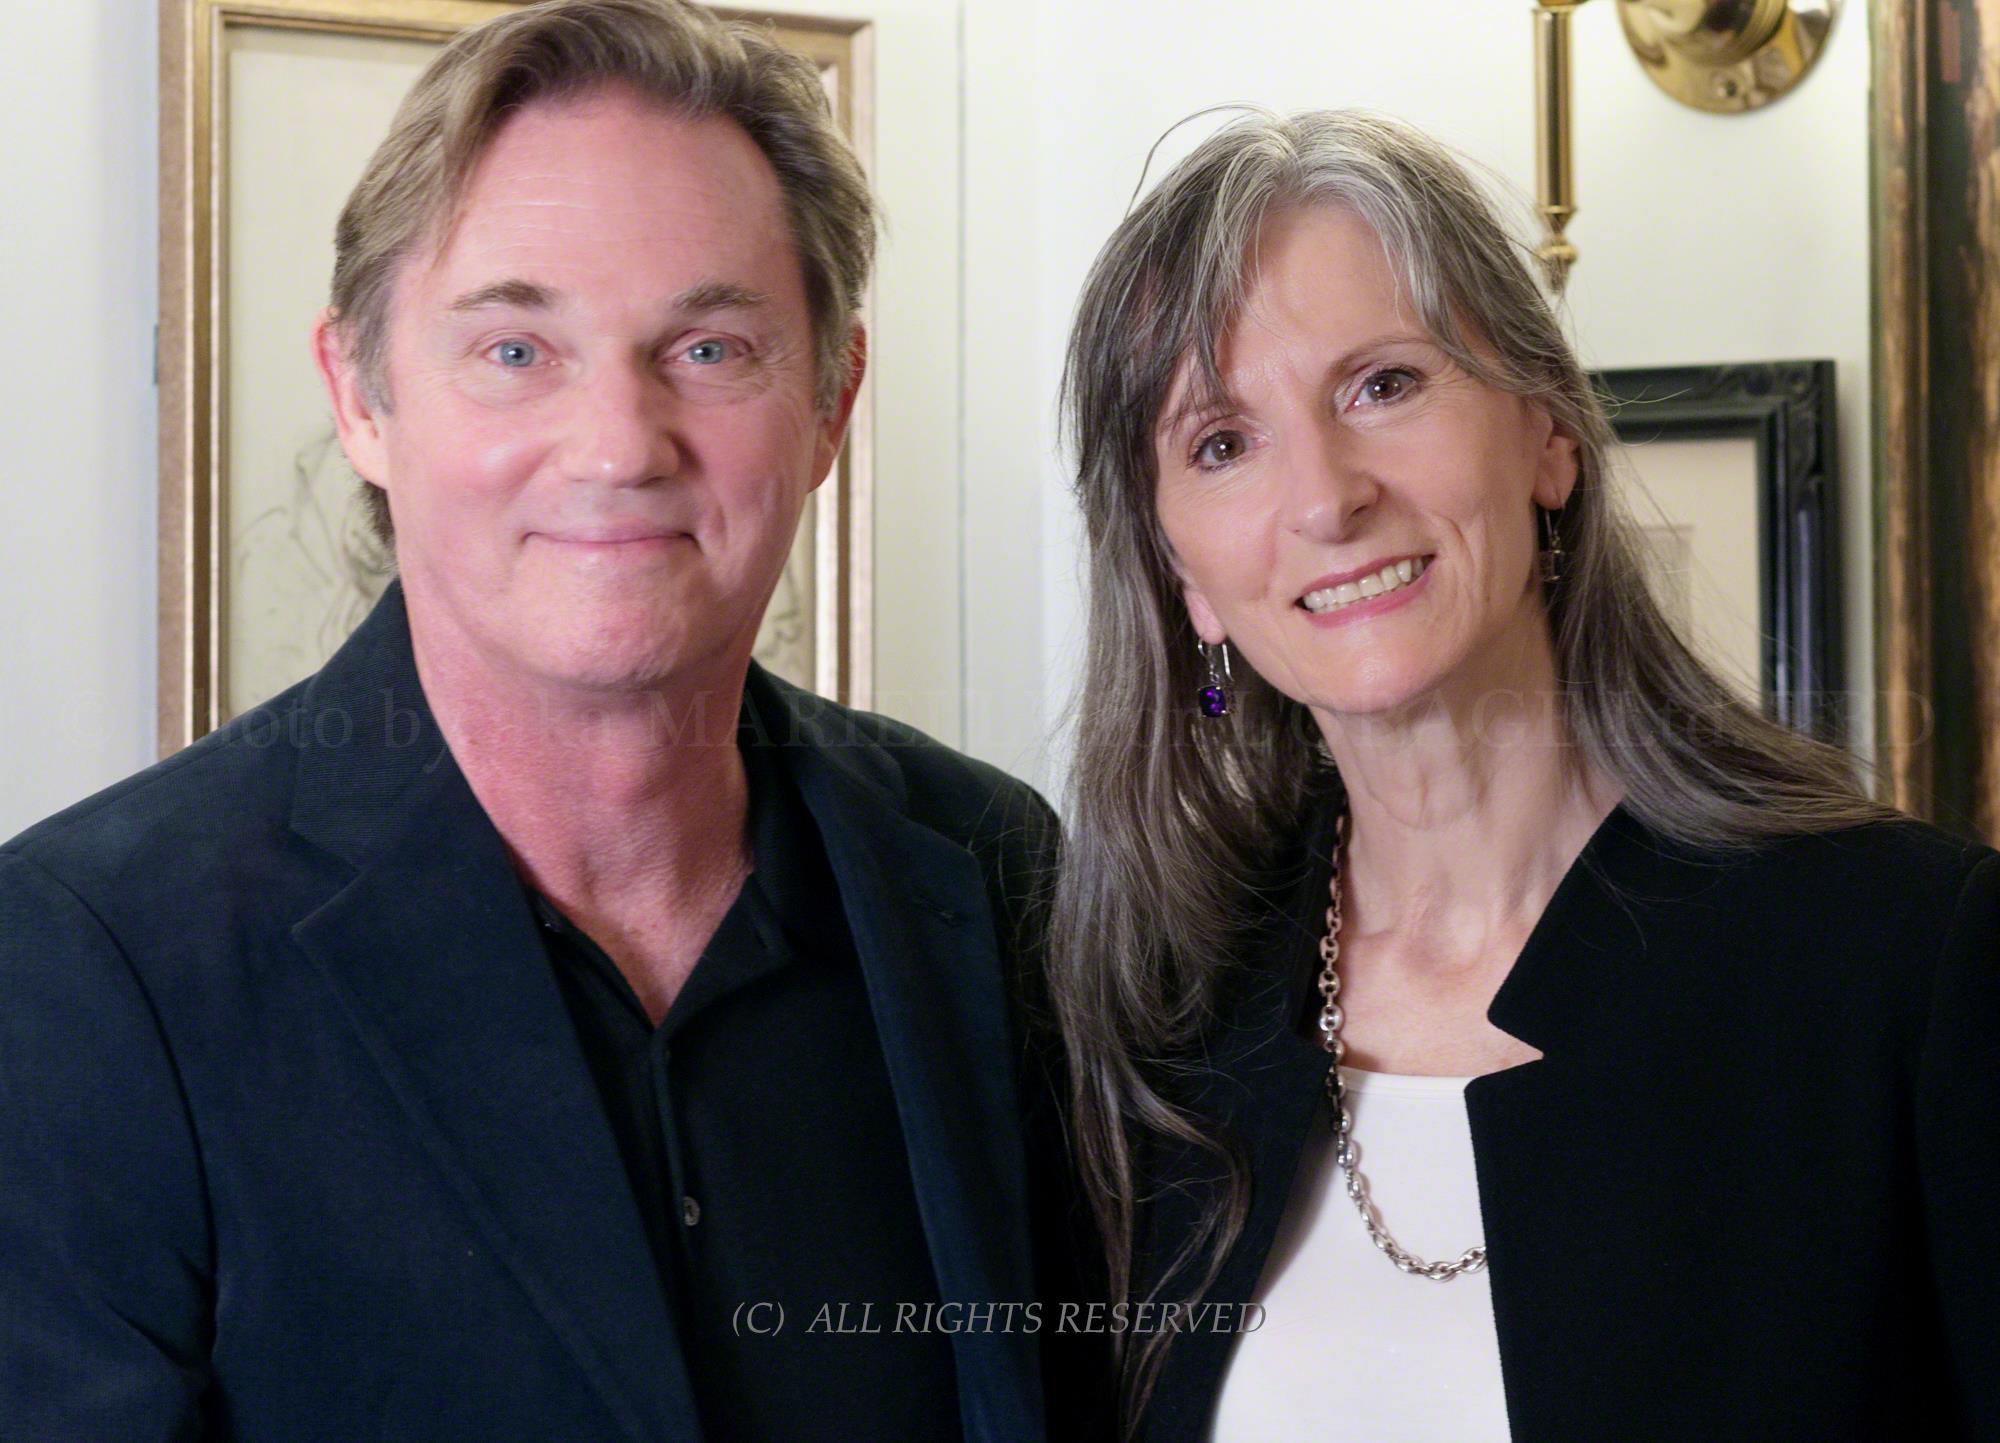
[
  {"x1": 1157, "y1": 331, "x2": 1436, "y2": 441},
  {"x1": 1321, "y1": 331, "x2": 1434, "y2": 370},
  {"x1": 1157, "y1": 388, "x2": 1233, "y2": 445}
]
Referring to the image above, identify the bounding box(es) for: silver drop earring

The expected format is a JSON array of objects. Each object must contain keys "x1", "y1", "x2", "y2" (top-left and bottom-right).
[
  {"x1": 1539, "y1": 505, "x2": 1565, "y2": 585},
  {"x1": 1197, "y1": 640, "x2": 1234, "y2": 718}
]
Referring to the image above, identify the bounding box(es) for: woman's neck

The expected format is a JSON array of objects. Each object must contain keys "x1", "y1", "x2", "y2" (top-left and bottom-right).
[{"x1": 1313, "y1": 616, "x2": 1621, "y2": 953}]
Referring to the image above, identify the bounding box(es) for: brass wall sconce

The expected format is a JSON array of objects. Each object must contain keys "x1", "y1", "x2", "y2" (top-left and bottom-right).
[
  {"x1": 1532, "y1": 0, "x2": 1840, "y2": 291},
  {"x1": 1619, "y1": 0, "x2": 1839, "y2": 113}
]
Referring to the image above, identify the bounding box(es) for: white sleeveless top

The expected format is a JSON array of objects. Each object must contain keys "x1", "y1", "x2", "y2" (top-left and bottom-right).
[{"x1": 1209, "y1": 1067, "x2": 1513, "y2": 1442}]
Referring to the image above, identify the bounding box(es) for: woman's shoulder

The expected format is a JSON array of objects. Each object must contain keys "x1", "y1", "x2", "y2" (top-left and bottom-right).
[
  {"x1": 1517, "y1": 809, "x2": 2000, "y2": 1081},
  {"x1": 1623, "y1": 808, "x2": 1992, "y2": 902},
  {"x1": 1598, "y1": 807, "x2": 2000, "y2": 979},
  {"x1": 1742, "y1": 812, "x2": 1990, "y2": 887}
]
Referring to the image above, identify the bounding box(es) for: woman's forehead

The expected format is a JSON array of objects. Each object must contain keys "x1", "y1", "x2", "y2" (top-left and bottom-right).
[{"x1": 1139, "y1": 204, "x2": 1446, "y2": 446}]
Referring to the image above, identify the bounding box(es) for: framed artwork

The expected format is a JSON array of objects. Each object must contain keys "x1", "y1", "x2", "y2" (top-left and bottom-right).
[
  {"x1": 1593, "y1": 361, "x2": 1843, "y2": 741},
  {"x1": 158, "y1": 0, "x2": 874, "y2": 753}
]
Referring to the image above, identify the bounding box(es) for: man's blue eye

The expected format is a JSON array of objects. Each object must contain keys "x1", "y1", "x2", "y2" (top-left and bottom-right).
[
  {"x1": 686, "y1": 339, "x2": 732, "y2": 366},
  {"x1": 494, "y1": 340, "x2": 537, "y2": 368}
]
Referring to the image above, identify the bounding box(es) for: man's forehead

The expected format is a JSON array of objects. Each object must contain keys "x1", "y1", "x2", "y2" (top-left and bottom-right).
[
  {"x1": 424, "y1": 88, "x2": 777, "y2": 231},
  {"x1": 398, "y1": 107, "x2": 795, "y2": 312},
  {"x1": 461, "y1": 89, "x2": 779, "y2": 210}
]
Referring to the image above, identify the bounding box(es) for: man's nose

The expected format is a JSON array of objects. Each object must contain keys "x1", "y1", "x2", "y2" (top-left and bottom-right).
[
  {"x1": 558, "y1": 356, "x2": 685, "y2": 486},
  {"x1": 1283, "y1": 422, "x2": 1380, "y2": 541}
]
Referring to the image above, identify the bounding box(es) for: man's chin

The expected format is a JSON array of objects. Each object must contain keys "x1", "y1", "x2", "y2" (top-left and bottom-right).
[
  {"x1": 410, "y1": 579, "x2": 751, "y2": 701},
  {"x1": 527, "y1": 644, "x2": 709, "y2": 695},
  {"x1": 523, "y1": 617, "x2": 744, "y2": 695}
]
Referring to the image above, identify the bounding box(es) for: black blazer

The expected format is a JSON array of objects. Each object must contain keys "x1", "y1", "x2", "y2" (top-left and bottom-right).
[
  {"x1": 1137, "y1": 802, "x2": 2000, "y2": 1442},
  {"x1": 0, "y1": 583, "x2": 1079, "y2": 1443}
]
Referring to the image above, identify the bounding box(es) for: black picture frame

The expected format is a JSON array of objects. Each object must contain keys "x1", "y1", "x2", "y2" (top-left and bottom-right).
[{"x1": 1591, "y1": 360, "x2": 1843, "y2": 741}]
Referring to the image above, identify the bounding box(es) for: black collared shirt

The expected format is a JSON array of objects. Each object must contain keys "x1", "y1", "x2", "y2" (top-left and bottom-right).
[{"x1": 528, "y1": 714, "x2": 960, "y2": 1442}]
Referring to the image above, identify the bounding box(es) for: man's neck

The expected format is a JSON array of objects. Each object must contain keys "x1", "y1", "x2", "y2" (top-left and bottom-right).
[{"x1": 408, "y1": 608, "x2": 755, "y2": 929}]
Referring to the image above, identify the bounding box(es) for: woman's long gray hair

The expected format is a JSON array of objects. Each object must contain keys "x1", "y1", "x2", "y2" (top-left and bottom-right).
[{"x1": 1049, "y1": 108, "x2": 1892, "y2": 1431}]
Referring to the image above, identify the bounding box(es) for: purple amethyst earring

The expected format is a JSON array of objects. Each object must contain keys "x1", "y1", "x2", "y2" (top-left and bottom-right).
[{"x1": 1197, "y1": 641, "x2": 1234, "y2": 718}]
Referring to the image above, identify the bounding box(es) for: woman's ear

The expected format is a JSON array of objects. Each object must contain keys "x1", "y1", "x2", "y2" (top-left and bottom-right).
[
  {"x1": 1531, "y1": 408, "x2": 1581, "y2": 511},
  {"x1": 1183, "y1": 583, "x2": 1228, "y2": 646}
]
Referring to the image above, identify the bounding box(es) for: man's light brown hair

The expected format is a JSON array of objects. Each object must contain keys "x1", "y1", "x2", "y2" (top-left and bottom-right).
[{"x1": 328, "y1": 0, "x2": 876, "y2": 545}]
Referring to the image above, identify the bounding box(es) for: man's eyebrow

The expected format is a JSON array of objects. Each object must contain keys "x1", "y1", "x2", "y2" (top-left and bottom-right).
[
  {"x1": 443, "y1": 278, "x2": 768, "y2": 319},
  {"x1": 670, "y1": 280, "x2": 768, "y2": 314},
  {"x1": 445, "y1": 279, "x2": 559, "y2": 313}
]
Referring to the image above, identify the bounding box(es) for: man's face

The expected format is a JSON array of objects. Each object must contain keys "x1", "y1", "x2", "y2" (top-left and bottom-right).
[{"x1": 326, "y1": 87, "x2": 851, "y2": 697}]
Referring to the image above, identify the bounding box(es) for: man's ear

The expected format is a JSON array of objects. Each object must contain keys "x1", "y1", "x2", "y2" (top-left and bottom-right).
[
  {"x1": 1532, "y1": 408, "x2": 1581, "y2": 511},
  {"x1": 811, "y1": 325, "x2": 867, "y2": 490},
  {"x1": 311, "y1": 308, "x2": 390, "y2": 488}
]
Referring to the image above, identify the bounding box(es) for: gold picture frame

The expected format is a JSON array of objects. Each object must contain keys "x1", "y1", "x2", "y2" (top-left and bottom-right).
[
  {"x1": 1871, "y1": 0, "x2": 1932, "y2": 823},
  {"x1": 1871, "y1": 0, "x2": 1998, "y2": 839},
  {"x1": 157, "y1": 0, "x2": 874, "y2": 754}
]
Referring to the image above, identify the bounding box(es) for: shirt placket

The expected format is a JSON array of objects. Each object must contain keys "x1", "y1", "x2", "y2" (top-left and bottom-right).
[{"x1": 646, "y1": 1030, "x2": 702, "y2": 1241}]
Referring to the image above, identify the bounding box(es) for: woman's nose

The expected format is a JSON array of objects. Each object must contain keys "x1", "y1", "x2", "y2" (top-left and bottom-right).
[{"x1": 1284, "y1": 425, "x2": 1380, "y2": 540}]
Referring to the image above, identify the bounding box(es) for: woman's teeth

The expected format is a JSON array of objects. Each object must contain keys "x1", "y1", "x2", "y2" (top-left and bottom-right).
[{"x1": 1301, "y1": 556, "x2": 1429, "y2": 614}]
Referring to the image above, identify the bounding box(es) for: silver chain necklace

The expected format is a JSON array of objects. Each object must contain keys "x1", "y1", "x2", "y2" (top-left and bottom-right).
[{"x1": 1316, "y1": 810, "x2": 1490, "y2": 1282}]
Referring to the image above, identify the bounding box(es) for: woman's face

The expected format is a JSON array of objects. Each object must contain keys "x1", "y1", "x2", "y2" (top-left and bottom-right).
[{"x1": 1152, "y1": 205, "x2": 1578, "y2": 720}]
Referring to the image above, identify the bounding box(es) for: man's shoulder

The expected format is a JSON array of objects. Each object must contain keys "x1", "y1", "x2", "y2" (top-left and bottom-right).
[
  {"x1": 3, "y1": 681, "x2": 314, "y2": 897},
  {"x1": 752, "y1": 670, "x2": 1057, "y2": 864}
]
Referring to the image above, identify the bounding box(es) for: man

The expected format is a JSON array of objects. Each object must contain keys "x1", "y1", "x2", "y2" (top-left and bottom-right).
[{"x1": 0, "y1": 3, "x2": 1091, "y2": 1439}]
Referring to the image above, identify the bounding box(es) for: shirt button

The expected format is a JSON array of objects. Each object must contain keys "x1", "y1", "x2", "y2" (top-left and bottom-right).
[{"x1": 681, "y1": 1195, "x2": 701, "y2": 1227}]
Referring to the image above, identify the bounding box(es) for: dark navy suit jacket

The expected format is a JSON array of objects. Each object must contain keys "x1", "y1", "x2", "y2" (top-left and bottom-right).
[{"x1": 0, "y1": 584, "x2": 1081, "y2": 1443}]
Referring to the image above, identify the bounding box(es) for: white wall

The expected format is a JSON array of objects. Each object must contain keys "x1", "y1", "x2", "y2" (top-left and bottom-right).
[
  {"x1": 0, "y1": 0, "x2": 1879, "y2": 833},
  {"x1": 0, "y1": 0, "x2": 159, "y2": 837}
]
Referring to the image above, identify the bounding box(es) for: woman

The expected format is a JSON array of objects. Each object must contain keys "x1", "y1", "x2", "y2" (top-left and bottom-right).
[{"x1": 1050, "y1": 109, "x2": 2000, "y2": 1442}]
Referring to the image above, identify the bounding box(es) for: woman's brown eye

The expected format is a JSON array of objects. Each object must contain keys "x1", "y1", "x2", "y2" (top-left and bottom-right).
[
  {"x1": 1196, "y1": 430, "x2": 1246, "y2": 466},
  {"x1": 1364, "y1": 369, "x2": 1413, "y2": 402}
]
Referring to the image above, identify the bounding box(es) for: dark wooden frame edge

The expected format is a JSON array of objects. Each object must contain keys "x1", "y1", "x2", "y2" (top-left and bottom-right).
[{"x1": 1592, "y1": 360, "x2": 1844, "y2": 742}]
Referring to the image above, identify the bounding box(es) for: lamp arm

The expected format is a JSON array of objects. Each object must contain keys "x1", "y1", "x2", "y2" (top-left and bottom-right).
[{"x1": 1534, "y1": 0, "x2": 1590, "y2": 294}]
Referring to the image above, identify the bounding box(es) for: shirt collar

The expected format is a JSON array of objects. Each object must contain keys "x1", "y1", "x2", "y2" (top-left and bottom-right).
[{"x1": 523, "y1": 681, "x2": 846, "y2": 1021}]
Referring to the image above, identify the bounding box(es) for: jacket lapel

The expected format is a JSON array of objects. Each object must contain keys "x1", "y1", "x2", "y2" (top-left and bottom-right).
[
  {"x1": 286, "y1": 584, "x2": 698, "y2": 1443},
  {"x1": 753, "y1": 670, "x2": 1046, "y2": 1443},
  {"x1": 1464, "y1": 802, "x2": 1679, "y2": 1441}
]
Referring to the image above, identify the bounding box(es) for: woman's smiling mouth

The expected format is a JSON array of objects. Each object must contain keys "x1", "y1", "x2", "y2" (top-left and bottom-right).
[{"x1": 1299, "y1": 555, "x2": 1432, "y2": 615}]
